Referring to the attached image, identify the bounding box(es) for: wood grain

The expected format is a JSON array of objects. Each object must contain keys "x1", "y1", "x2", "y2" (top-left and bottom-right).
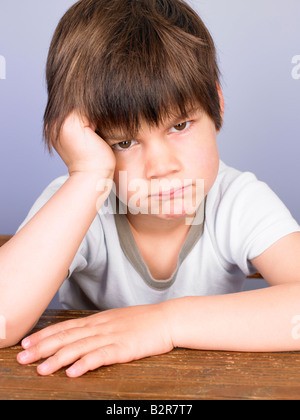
[
  {"x1": 1, "y1": 309, "x2": 300, "y2": 400},
  {"x1": 0, "y1": 235, "x2": 12, "y2": 247}
]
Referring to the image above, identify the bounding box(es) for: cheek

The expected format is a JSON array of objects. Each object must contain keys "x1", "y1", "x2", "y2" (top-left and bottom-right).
[
  {"x1": 186, "y1": 139, "x2": 219, "y2": 194},
  {"x1": 113, "y1": 159, "x2": 126, "y2": 199},
  {"x1": 113, "y1": 158, "x2": 142, "y2": 201}
]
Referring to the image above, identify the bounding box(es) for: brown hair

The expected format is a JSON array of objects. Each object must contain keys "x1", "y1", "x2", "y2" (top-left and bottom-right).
[{"x1": 44, "y1": 0, "x2": 222, "y2": 150}]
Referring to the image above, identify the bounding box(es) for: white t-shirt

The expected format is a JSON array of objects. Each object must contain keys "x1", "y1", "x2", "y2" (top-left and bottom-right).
[{"x1": 18, "y1": 161, "x2": 300, "y2": 310}]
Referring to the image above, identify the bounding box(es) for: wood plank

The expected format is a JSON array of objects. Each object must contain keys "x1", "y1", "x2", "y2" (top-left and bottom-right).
[
  {"x1": 0, "y1": 235, "x2": 12, "y2": 247},
  {"x1": 247, "y1": 272, "x2": 263, "y2": 279},
  {"x1": 1, "y1": 310, "x2": 300, "y2": 400}
]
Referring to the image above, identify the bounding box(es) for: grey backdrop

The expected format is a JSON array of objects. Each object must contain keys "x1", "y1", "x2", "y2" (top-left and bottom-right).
[{"x1": 0, "y1": 0, "x2": 299, "y2": 308}]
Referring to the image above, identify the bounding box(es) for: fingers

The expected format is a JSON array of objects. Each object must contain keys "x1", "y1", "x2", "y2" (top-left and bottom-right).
[
  {"x1": 65, "y1": 344, "x2": 124, "y2": 378},
  {"x1": 62, "y1": 111, "x2": 96, "y2": 134},
  {"x1": 17, "y1": 313, "x2": 119, "y2": 376},
  {"x1": 18, "y1": 326, "x2": 95, "y2": 365},
  {"x1": 16, "y1": 305, "x2": 172, "y2": 378},
  {"x1": 38, "y1": 337, "x2": 117, "y2": 377},
  {"x1": 21, "y1": 311, "x2": 109, "y2": 351},
  {"x1": 19, "y1": 330, "x2": 130, "y2": 378},
  {"x1": 21, "y1": 317, "x2": 88, "y2": 349}
]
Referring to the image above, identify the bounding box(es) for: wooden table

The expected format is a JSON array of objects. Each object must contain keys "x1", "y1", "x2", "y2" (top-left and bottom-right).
[{"x1": 1, "y1": 310, "x2": 300, "y2": 400}]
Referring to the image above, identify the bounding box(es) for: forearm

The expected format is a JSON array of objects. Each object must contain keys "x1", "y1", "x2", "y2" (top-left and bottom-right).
[
  {"x1": 168, "y1": 283, "x2": 300, "y2": 352},
  {"x1": 0, "y1": 172, "x2": 111, "y2": 346}
]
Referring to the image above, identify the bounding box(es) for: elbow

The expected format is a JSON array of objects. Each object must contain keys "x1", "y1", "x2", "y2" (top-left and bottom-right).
[
  {"x1": 0, "y1": 313, "x2": 10, "y2": 348},
  {"x1": 0, "y1": 313, "x2": 31, "y2": 349},
  {"x1": 0, "y1": 335, "x2": 22, "y2": 350},
  {"x1": 0, "y1": 303, "x2": 43, "y2": 349},
  {"x1": 0, "y1": 337, "x2": 21, "y2": 349}
]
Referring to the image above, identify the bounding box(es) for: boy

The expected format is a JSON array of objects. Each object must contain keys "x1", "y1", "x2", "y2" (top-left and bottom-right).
[{"x1": 0, "y1": 0, "x2": 299, "y2": 378}]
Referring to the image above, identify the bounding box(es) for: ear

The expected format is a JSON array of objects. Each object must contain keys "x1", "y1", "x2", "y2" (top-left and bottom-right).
[{"x1": 217, "y1": 83, "x2": 225, "y2": 132}]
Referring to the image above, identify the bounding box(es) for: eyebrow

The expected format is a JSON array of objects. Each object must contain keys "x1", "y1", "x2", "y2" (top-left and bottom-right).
[
  {"x1": 104, "y1": 133, "x2": 133, "y2": 144},
  {"x1": 168, "y1": 107, "x2": 199, "y2": 125},
  {"x1": 104, "y1": 107, "x2": 202, "y2": 143}
]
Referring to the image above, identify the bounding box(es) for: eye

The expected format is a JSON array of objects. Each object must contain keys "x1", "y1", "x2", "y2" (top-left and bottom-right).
[
  {"x1": 170, "y1": 121, "x2": 191, "y2": 133},
  {"x1": 112, "y1": 140, "x2": 138, "y2": 151}
]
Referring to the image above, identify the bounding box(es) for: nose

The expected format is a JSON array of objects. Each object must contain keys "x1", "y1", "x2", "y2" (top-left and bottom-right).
[{"x1": 144, "y1": 138, "x2": 181, "y2": 179}]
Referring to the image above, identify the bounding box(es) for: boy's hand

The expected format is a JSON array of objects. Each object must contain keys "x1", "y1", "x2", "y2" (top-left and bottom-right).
[
  {"x1": 54, "y1": 112, "x2": 116, "y2": 178},
  {"x1": 17, "y1": 303, "x2": 174, "y2": 377}
]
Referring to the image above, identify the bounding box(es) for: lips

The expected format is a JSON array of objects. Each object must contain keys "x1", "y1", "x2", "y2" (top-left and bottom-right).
[{"x1": 150, "y1": 185, "x2": 192, "y2": 200}]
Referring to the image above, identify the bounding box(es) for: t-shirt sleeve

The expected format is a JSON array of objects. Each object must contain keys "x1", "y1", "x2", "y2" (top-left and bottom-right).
[
  {"x1": 213, "y1": 171, "x2": 300, "y2": 276},
  {"x1": 16, "y1": 175, "x2": 69, "y2": 232}
]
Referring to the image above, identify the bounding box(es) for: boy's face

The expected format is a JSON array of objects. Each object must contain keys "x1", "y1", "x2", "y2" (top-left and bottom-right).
[{"x1": 105, "y1": 108, "x2": 220, "y2": 223}]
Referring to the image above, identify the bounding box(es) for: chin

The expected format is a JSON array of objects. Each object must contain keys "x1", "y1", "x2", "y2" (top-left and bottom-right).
[{"x1": 154, "y1": 208, "x2": 194, "y2": 222}]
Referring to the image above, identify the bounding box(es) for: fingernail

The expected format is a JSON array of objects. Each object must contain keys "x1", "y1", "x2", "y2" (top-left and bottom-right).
[
  {"x1": 66, "y1": 366, "x2": 77, "y2": 376},
  {"x1": 38, "y1": 361, "x2": 50, "y2": 374},
  {"x1": 22, "y1": 337, "x2": 31, "y2": 349},
  {"x1": 18, "y1": 350, "x2": 30, "y2": 363}
]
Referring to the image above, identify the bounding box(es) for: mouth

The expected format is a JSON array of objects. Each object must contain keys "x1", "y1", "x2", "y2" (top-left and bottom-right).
[{"x1": 150, "y1": 185, "x2": 193, "y2": 200}]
